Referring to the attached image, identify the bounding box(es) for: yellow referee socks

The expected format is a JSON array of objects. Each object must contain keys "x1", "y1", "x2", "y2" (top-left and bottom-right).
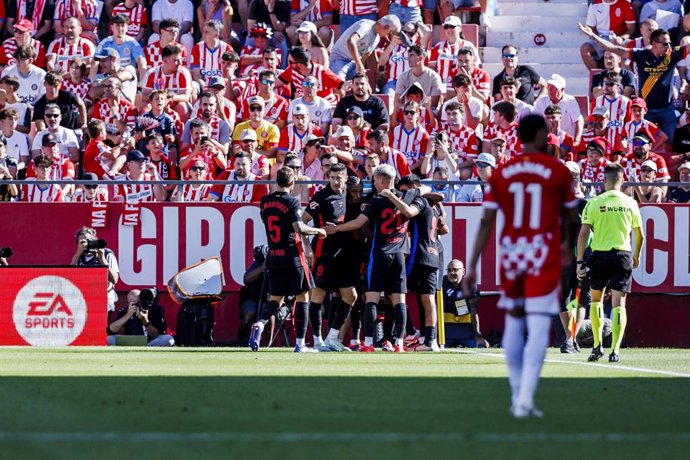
[
  {"x1": 612, "y1": 307, "x2": 628, "y2": 354},
  {"x1": 590, "y1": 302, "x2": 604, "y2": 348}
]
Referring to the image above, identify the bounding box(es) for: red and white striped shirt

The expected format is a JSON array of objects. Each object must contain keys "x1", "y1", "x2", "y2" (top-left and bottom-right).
[
  {"x1": 592, "y1": 94, "x2": 631, "y2": 139},
  {"x1": 430, "y1": 40, "x2": 478, "y2": 84},
  {"x1": 0, "y1": 38, "x2": 46, "y2": 67},
  {"x1": 143, "y1": 65, "x2": 192, "y2": 95},
  {"x1": 26, "y1": 155, "x2": 76, "y2": 181},
  {"x1": 21, "y1": 180, "x2": 64, "y2": 202},
  {"x1": 386, "y1": 44, "x2": 411, "y2": 81},
  {"x1": 434, "y1": 124, "x2": 479, "y2": 160},
  {"x1": 339, "y1": 0, "x2": 377, "y2": 15},
  {"x1": 54, "y1": 0, "x2": 99, "y2": 24},
  {"x1": 71, "y1": 187, "x2": 109, "y2": 202},
  {"x1": 470, "y1": 67, "x2": 491, "y2": 98},
  {"x1": 389, "y1": 124, "x2": 430, "y2": 166},
  {"x1": 277, "y1": 63, "x2": 342, "y2": 100},
  {"x1": 240, "y1": 45, "x2": 283, "y2": 77},
  {"x1": 191, "y1": 40, "x2": 232, "y2": 80},
  {"x1": 173, "y1": 183, "x2": 211, "y2": 202},
  {"x1": 291, "y1": 0, "x2": 333, "y2": 22},
  {"x1": 46, "y1": 36, "x2": 96, "y2": 73},
  {"x1": 578, "y1": 158, "x2": 608, "y2": 194},
  {"x1": 91, "y1": 98, "x2": 137, "y2": 128},
  {"x1": 378, "y1": 147, "x2": 413, "y2": 179},
  {"x1": 210, "y1": 172, "x2": 268, "y2": 203},
  {"x1": 111, "y1": 2, "x2": 149, "y2": 37},
  {"x1": 278, "y1": 124, "x2": 324, "y2": 153},
  {"x1": 144, "y1": 40, "x2": 188, "y2": 68},
  {"x1": 112, "y1": 173, "x2": 158, "y2": 202},
  {"x1": 483, "y1": 121, "x2": 520, "y2": 159},
  {"x1": 239, "y1": 93, "x2": 289, "y2": 124},
  {"x1": 578, "y1": 126, "x2": 621, "y2": 157},
  {"x1": 621, "y1": 152, "x2": 670, "y2": 182},
  {"x1": 622, "y1": 119, "x2": 662, "y2": 153},
  {"x1": 62, "y1": 78, "x2": 92, "y2": 101}
]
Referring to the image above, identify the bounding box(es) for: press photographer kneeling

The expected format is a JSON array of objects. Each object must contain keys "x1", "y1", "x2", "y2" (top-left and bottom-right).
[{"x1": 107, "y1": 288, "x2": 175, "y2": 347}]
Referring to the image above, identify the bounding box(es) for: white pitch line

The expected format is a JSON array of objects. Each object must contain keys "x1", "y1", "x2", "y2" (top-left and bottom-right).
[
  {"x1": 453, "y1": 349, "x2": 690, "y2": 378},
  {"x1": 0, "y1": 432, "x2": 689, "y2": 443}
]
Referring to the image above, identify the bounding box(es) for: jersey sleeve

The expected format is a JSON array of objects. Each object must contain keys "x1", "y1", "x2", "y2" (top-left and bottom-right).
[
  {"x1": 190, "y1": 44, "x2": 200, "y2": 68},
  {"x1": 320, "y1": 68, "x2": 343, "y2": 90},
  {"x1": 581, "y1": 199, "x2": 594, "y2": 225},
  {"x1": 267, "y1": 124, "x2": 280, "y2": 145},
  {"x1": 288, "y1": 196, "x2": 303, "y2": 223}
]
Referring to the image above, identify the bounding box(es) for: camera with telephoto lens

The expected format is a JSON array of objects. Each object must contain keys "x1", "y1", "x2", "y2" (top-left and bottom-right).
[
  {"x1": 139, "y1": 288, "x2": 158, "y2": 312},
  {"x1": 253, "y1": 244, "x2": 268, "y2": 264},
  {"x1": 0, "y1": 247, "x2": 12, "y2": 258},
  {"x1": 85, "y1": 238, "x2": 107, "y2": 251}
]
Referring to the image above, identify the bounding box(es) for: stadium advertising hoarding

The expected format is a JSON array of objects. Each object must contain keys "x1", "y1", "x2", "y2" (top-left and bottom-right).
[
  {"x1": 1, "y1": 203, "x2": 689, "y2": 293},
  {"x1": 0, "y1": 267, "x2": 108, "y2": 346}
]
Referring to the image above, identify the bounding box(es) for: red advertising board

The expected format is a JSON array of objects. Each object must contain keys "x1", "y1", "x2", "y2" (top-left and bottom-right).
[
  {"x1": 0, "y1": 203, "x2": 689, "y2": 293},
  {"x1": 0, "y1": 267, "x2": 108, "y2": 346}
]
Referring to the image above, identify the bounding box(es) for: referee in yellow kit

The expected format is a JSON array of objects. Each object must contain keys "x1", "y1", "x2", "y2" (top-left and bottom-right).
[{"x1": 576, "y1": 163, "x2": 645, "y2": 363}]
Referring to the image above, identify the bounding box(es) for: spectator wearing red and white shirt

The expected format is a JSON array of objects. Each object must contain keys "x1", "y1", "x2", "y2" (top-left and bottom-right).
[
  {"x1": 46, "y1": 17, "x2": 96, "y2": 73},
  {"x1": 21, "y1": 155, "x2": 65, "y2": 202},
  {"x1": 229, "y1": 128, "x2": 271, "y2": 179},
  {"x1": 389, "y1": 100, "x2": 429, "y2": 172},
  {"x1": 172, "y1": 159, "x2": 211, "y2": 202},
  {"x1": 111, "y1": 150, "x2": 168, "y2": 203},
  {"x1": 191, "y1": 20, "x2": 232, "y2": 86},
  {"x1": 621, "y1": 97, "x2": 667, "y2": 154},
  {"x1": 544, "y1": 104, "x2": 576, "y2": 161},
  {"x1": 429, "y1": 16, "x2": 479, "y2": 86},
  {"x1": 590, "y1": 70, "x2": 631, "y2": 135},
  {"x1": 146, "y1": 133, "x2": 180, "y2": 187},
  {"x1": 287, "y1": 0, "x2": 334, "y2": 46},
  {"x1": 178, "y1": 119, "x2": 228, "y2": 179},
  {"x1": 240, "y1": 24, "x2": 282, "y2": 76},
  {"x1": 83, "y1": 120, "x2": 125, "y2": 179},
  {"x1": 425, "y1": 100, "x2": 478, "y2": 179},
  {"x1": 279, "y1": 103, "x2": 324, "y2": 154},
  {"x1": 578, "y1": 137, "x2": 611, "y2": 196},
  {"x1": 366, "y1": 129, "x2": 411, "y2": 179},
  {"x1": 238, "y1": 70, "x2": 289, "y2": 128},
  {"x1": 112, "y1": 0, "x2": 149, "y2": 42},
  {"x1": 144, "y1": 19, "x2": 188, "y2": 68},
  {"x1": 0, "y1": 19, "x2": 46, "y2": 68},
  {"x1": 26, "y1": 133, "x2": 76, "y2": 198},
  {"x1": 578, "y1": 105, "x2": 624, "y2": 158},
  {"x1": 208, "y1": 153, "x2": 269, "y2": 203},
  {"x1": 71, "y1": 172, "x2": 109, "y2": 202},
  {"x1": 483, "y1": 101, "x2": 521, "y2": 160},
  {"x1": 91, "y1": 76, "x2": 137, "y2": 131},
  {"x1": 142, "y1": 44, "x2": 193, "y2": 120},
  {"x1": 451, "y1": 46, "x2": 490, "y2": 102},
  {"x1": 277, "y1": 46, "x2": 343, "y2": 103},
  {"x1": 621, "y1": 128, "x2": 670, "y2": 186},
  {"x1": 54, "y1": 0, "x2": 99, "y2": 42},
  {"x1": 63, "y1": 58, "x2": 92, "y2": 102},
  {"x1": 581, "y1": 0, "x2": 636, "y2": 70}
]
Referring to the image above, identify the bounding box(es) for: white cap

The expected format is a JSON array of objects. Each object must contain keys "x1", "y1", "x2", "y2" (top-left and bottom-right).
[
  {"x1": 641, "y1": 160, "x2": 657, "y2": 172},
  {"x1": 291, "y1": 103, "x2": 309, "y2": 116},
  {"x1": 678, "y1": 161, "x2": 690, "y2": 171},
  {"x1": 296, "y1": 21, "x2": 317, "y2": 35},
  {"x1": 547, "y1": 73, "x2": 566, "y2": 91},
  {"x1": 443, "y1": 15, "x2": 462, "y2": 27},
  {"x1": 334, "y1": 125, "x2": 354, "y2": 140},
  {"x1": 474, "y1": 153, "x2": 497, "y2": 168},
  {"x1": 565, "y1": 161, "x2": 581, "y2": 175},
  {"x1": 247, "y1": 96, "x2": 265, "y2": 108},
  {"x1": 239, "y1": 129, "x2": 257, "y2": 142}
]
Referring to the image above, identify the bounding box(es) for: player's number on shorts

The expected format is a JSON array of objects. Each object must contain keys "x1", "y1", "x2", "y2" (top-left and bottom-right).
[
  {"x1": 508, "y1": 182, "x2": 542, "y2": 230},
  {"x1": 267, "y1": 215, "x2": 281, "y2": 242}
]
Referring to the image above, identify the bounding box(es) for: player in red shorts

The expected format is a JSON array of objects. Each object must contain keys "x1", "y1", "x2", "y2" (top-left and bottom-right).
[{"x1": 465, "y1": 115, "x2": 579, "y2": 418}]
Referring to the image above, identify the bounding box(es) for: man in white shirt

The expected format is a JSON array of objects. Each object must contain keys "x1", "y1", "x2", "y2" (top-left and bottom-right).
[
  {"x1": 533, "y1": 73, "x2": 584, "y2": 145},
  {"x1": 150, "y1": 0, "x2": 195, "y2": 57},
  {"x1": 0, "y1": 45, "x2": 46, "y2": 106},
  {"x1": 0, "y1": 107, "x2": 30, "y2": 170},
  {"x1": 288, "y1": 75, "x2": 332, "y2": 133},
  {"x1": 31, "y1": 104, "x2": 80, "y2": 162}
]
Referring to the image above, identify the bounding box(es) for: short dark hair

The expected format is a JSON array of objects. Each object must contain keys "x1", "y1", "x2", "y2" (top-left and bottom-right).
[
  {"x1": 457, "y1": 47, "x2": 474, "y2": 57},
  {"x1": 544, "y1": 104, "x2": 562, "y2": 116},
  {"x1": 199, "y1": 91, "x2": 215, "y2": 102},
  {"x1": 0, "y1": 108, "x2": 18, "y2": 120},
  {"x1": 501, "y1": 76, "x2": 518, "y2": 88},
  {"x1": 366, "y1": 129, "x2": 387, "y2": 145},
  {"x1": 289, "y1": 46, "x2": 310, "y2": 64},
  {"x1": 162, "y1": 44, "x2": 183, "y2": 59},
  {"x1": 33, "y1": 154, "x2": 53, "y2": 168},
  {"x1": 329, "y1": 163, "x2": 346, "y2": 175},
  {"x1": 409, "y1": 45, "x2": 426, "y2": 57},
  {"x1": 45, "y1": 71, "x2": 63, "y2": 87},
  {"x1": 112, "y1": 13, "x2": 129, "y2": 25},
  {"x1": 452, "y1": 73, "x2": 471, "y2": 88},
  {"x1": 399, "y1": 174, "x2": 421, "y2": 188},
  {"x1": 277, "y1": 166, "x2": 295, "y2": 187},
  {"x1": 189, "y1": 119, "x2": 209, "y2": 131},
  {"x1": 87, "y1": 119, "x2": 105, "y2": 138},
  {"x1": 603, "y1": 71, "x2": 622, "y2": 85},
  {"x1": 604, "y1": 163, "x2": 624, "y2": 182},
  {"x1": 259, "y1": 69, "x2": 274, "y2": 80},
  {"x1": 14, "y1": 45, "x2": 35, "y2": 60},
  {"x1": 262, "y1": 46, "x2": 277, "y2": 56},
  {"x1": 517, "y1": 114, "x2": 548, "y2": 143},
  {"x1": 222, "y1": 50, "x2": 239, "y2": 62},
  {"x1": 352, "y1": 71, "x2": 368, "y2": 82},
  {"x1": 445, "y1": 101, "x2": 462, "y2": 113},
  {"x1": 159, "y1": 18, "x2": 180, "y2": 30},
  {"x1": 650, "y1": 29, "x2": 670, "y2": 43},
  {"x1": 492, "y1": 101, "x2": 517, "y2": 123},
  {"x1": 145, "y1": 132, "x2": 164, "y2": 145},
  {"x1": 234, "y1": 152, "x2": 250, "y2": 161},
  {"x1": 501, "y1": 44, "x2": 518, "y2": 54}
]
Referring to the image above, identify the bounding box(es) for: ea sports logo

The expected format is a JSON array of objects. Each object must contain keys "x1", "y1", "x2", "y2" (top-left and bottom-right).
[{"x1": 13, "y1": 276, "x2": 87, "y2": 346}]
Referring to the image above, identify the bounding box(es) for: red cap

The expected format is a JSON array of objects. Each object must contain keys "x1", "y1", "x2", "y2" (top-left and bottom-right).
[
  {"x1": 587, "y1": 136, "x2": 609, "y2": 155},
  {"x1": 14, "y1": 19, "x2": 33, "y2": 33},
  {"x1": 546, "y1": 133, "x2": 560, "y2": 146},
  {"x1": 631, "y1": 97, "x2": 647, "y2": 109}
]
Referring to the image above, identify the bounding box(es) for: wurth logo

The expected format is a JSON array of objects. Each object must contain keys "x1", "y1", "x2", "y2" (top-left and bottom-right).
[{"x1": 27, "y1": 293, "x2": 74, "y2": 316}]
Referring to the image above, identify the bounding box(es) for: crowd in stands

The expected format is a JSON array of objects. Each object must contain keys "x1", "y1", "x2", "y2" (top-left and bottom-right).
[{"x1": 0, "y1": 0, "x2": 689, "y2": 205}]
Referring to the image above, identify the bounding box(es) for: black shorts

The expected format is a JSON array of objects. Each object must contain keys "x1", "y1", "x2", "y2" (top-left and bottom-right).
[
  {"x1": 407, "y1": 264, "x2": 439, "y2": 295},
  {"x1": 267, "y1": 264, "x2": 314, "y2": 297},
  {"x1": 587, "y1": 250, "x2": 633, "y2": 294},
  {"x1": 313, "y1": 253, "x2": 359, "y2": 290},
  {"x1": 366, "y1": 252, "x2": 406, "y2": 294}
]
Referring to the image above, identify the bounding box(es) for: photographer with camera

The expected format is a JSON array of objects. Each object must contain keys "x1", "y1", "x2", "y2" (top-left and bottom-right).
[
  {"x1": 107, "y1": 289, "x2": 175, "y2": 347},
  {"x1": 71, "y1": 226, "x2": 120, "y2": 313},
  {"x1": 237, "y1": 244, "x2": 268, "y2": 344}
]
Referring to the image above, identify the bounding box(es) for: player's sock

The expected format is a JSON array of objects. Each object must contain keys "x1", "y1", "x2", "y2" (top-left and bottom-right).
[
  {"x1": 351, "y1": 302, "x2": 361, "y2": 344},
  {"x1": 295, "y1": 301, "x2": 309, "y2": 341},
  {"x1": 364, "y1": 302, "x2": 377, "y2": 344},
  {"x1": 611, "y1": 306, "x2": 627, "y2": 354},
  {"x1": 296, "y1": 338, "x2": 306, "y2": 347},
  {"x1": 258, "y1": 300, "x2": 279, "y2": 325},
  {"x1": 502, "y1": 314, "x2": 527, "y2": 407},
  {"x1": 309, "y1": 302, "x2": 323, "y2": 343},
  {"x1": 590, "y1": 301, "x2": 604, "y2": 348},
  {"x1": 331, "y1": 298, "x2": 353, "y2": 332},
  {"x1": 393, "y1": 303, "x2": 407, "y2": 340},
  {"x1": 326, "y1": 328, "x2": 339, "y2": 340},
  {"x1": 516, "y1": 314, "x2": 551, "y2": 410},
  {"x1": 364, "y1": 336, "x2": 373, "y2": 346},
  {"x1": 425, "y1": 326, "x2": 436, "y2": 346}
]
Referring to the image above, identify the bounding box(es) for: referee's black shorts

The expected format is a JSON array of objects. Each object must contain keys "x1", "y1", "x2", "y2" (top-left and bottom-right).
[{"x1": 587, "y1": 249, "x2": 633, "y2": 293}]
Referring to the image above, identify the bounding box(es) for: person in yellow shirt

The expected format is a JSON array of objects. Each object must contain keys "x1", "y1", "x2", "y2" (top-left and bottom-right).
[
  {"x1": 232, "y1": 96, "x2": 280, "y2": 158},
  {"x1": 576, "y1": 163, "x2": 644, "y2": 363}
]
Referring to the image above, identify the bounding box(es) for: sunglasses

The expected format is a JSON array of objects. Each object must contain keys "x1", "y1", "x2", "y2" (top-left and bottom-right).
[
  {"x1": 476, "y1": 162, "x2": 492, "y2": 168},
  {"x1": 286, "y1": 164, "x2": 301, "y2": 170},
  {"x1": 655, "y1": 41, "x2": 672, "y2": 47},
  {"x1": 302, "y1": 81, "x2": 316, "y2": 87},
  {"x1": 632, "y1": 140, "x2": 648, "y2": 147},
  {"x1": 190, "y1": 166, "x2": 206, "y2": 171},
  {"x1": 443, "y1": 25, "x2": 457, "y2": 30},
  {"x1": 502, "y1": 53, "x2": 517, "y2": 59},
  {"x1": 249, "y1": 106, "x2": 262, "y2": 112},
  {"x1": 403, "y1": 110, "x2": 416, "y2": 116},
  {"x1": 84, "y1": 185, "x2": 98, "y2": 190},
  {"x1": 640, "y1": 167, "x2": 654, "y2": 173},
  {"x1": 260, "y1": 79, "x2": 275, "y2": 85},
  {"x1": 346, "y1": 115, "x2": 361, "y2": 120},
  {"x1": 45, "y1": 114, "x2": 60, "y2": 118}
]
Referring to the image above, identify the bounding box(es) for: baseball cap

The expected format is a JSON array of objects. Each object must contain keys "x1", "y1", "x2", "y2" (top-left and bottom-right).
[
  {"x1": 633, "y1": 127, "x2": 654, "y2": 144},
  {"x1": 304, "y1": 134, "x2": 325, "y2": 144},
  {"x1": 346, "y1": 106, "x2": 364, "y2": 118},
  {"x1": 94, "y1": 48, "x2": 120, "y2": 60},
  {"x1": 587, "y1": 137, "x2": 608, "y2": 155},
  {"x1": 291, "y1": 103, "x2": 309, "y2": 116},
  {"x1": 678, "y1": 161, "x2": 690, "y2": 171},
  {"x1": 239, "y1": 129, "x2": 258, "y2": 142},
  {"x1": 41, "y1": 133, "x2": 58, "y2": 146},
  {"x1": 474, "y1": 153, "x2": 497, "y2": 168},
  {"x1": 547, "y1": 74, "x2": 566, "y2": 91},
  {"x1": 443, "y1": 15, "x2": 462, "y2": 27},
  {"x1": 565, "y1": 161, "x2": 581, "y2": 175},
  {"x1": 334, "y1": 125, "x2": 354, "y2": 139},
  {"x1": 191, "y1": 158, "x2": 207, "y2": 168},
  {"x1": 82, "y1": 172, "x2": 99, "y2": 182},
  {"x1": 247, "y1": 96, "x2": 265, "y2": 108},
  {"x1": 127, "y1": 150, "x2": 147, "y2": 162},
  {"x1": 297, "y1": 21, "x2": 317, "y2": 35},
  {"x1": 491, "y1": 135, "x2": 507, "y2": 144},
  {"x1": 591, "y1": 106, "x2": 609, "y2": 117},
  {"x1": 14, "y1": 19, "x2": 33, "y2": 33},
  {"x1": 546, "y1": 133, "x2": 560, "y2": 146},
  {"x1": 631, "y1": 97, "x2": 647, "y2": 109},
  {"x1": 207, "y1": 76, "x2": 226, "y2": 88},
  {"x1": 641, "y1": 160, "x2": 657, "y2": 171}
]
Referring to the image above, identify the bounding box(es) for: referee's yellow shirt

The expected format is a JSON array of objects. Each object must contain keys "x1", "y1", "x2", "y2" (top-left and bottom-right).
[{"x1": 582, "y1": 190, "x2": 642, "y2": 252}]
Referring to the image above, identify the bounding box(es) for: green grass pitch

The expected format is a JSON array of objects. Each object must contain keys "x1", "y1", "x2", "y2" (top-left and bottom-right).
[{"x1": 1, "y1": 348, "x2": 689, "y2": 460}]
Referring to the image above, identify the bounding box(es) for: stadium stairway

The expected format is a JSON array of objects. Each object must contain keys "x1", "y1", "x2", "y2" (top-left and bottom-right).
[{"x1": 482, "y1": 0, "x2": 591, "y2": 98}]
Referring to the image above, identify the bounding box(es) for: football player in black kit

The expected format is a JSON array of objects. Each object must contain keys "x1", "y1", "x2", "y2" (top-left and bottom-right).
[
  {"x1": 325, "y1": 164, "x2": 428, "y2": 352},
  {"x1": 302, "y1": 163, "x2": 358, "y2": 352},
  {"x1": 396, "y1": 174, "x2": 449, "y2": 351},
  {"x1": 249, "y1": 167, "x2": 328, "y2": 353}
]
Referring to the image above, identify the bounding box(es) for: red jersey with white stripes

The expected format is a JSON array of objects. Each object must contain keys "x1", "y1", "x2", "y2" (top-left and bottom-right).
[
  {"x1": 46, "y1": 37, "x2": 96, "y2": 73},
  {"x1": 144, "y1": 40, "x2": 188, "y2": 68},
  {"x1": 378, "y1": 147, "x2": 412, "y2": 179},
  {"x1": 277, "y1": 63, "x2": 342, "y2": 100},
  {"x1": 71, "y1": 187, "x2": 109, "y2": 202},
  {"x1": 54, "y1": 0, "x2": 99, "y2": 32},
  {"x1": 62, "y1": 78, "x2": 92, "y2": 101},
  {"x1": 578, "y1": 126, "x2": 623, "y2": 157},
  {"x1": 91, "y1": 98, "x2": 137, "y2": 129},
  {"x1": 0, "y1": 38, "x2": 46, "y2": 67},
  {"x1": 210, "y1": 171, "x2": 268, "y2": 203},
  {"x1": 471, "y1": 67, "x2": 491, "y2": 98},
  {"x1": 112, "y1": 173, "x2": 158, "y2": 202},
  {"x1": 26, "y1": 155, "x2": 76, "y2": 181},
  {"x1": 239, "y1": 93, "x2": 289, "y2": 125},
  {"x1": 191, "y1": 40, "x2": 232, "y2": 80},
  {"x1": 622, "y1": 119, "x2": 662, "y2": 154},
  {"x1": 290, "y1": 0, "x2": 333, "y2": 22},
  {"x1": 240, "y1": 45, "x2": 283, "y2": 77},
  {"x1": 389, "y1": 124, "x2": 430, "y2": 166},
  {"x1": 394, "y1": 107, "x2": 435, "y2": 134},
  {"x1": 179, "y1": 145, "x2": 224, "y2": 179},
  {"x1": 386, "y1": 44, "x2": 411, "y2": 81},
  {"x1": 484, "y1": 121, "x2": 521, "y2": 159},
  {"x1": 339, "y1": 0, "x2": 377, "y2": 15},
  {"x1": 430, "y1": 40, "x2": 477, "y2": 84},
  {"x1": 620, "y1": 152, "x2": 670, "y2": 181},
  {"x1": 227, "y1": 153, "x2": 270, "y2": 178},
  {"x1": 173, "y1": 183, "x2": 211, "y2": 202},
  {"x1": 143, "y1": 65, "x2": 192, "y2": 95},
  {"x1": 592, "y1": 94, "x2": 631, "y2": 135},
  {"x1": 111, "y1": 2, "x2": 149, "y2": 37},
  {"x1": 278, "y1": 124, "x2": 324, "y2": 152},
  {"x1": 21, "y1": 180, "x2": 64, "y2": 202}
]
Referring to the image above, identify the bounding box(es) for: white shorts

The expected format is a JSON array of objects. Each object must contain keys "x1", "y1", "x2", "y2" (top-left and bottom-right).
[{"x1": 497, "y1": 284, "x2": 561, "y2": 315}]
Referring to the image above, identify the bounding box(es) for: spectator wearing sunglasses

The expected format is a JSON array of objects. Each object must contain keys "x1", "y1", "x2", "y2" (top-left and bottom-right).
[
  {"x1": 71, "y1": 172, "x2": 109, "y2": 203},
  {"x1": 288, "y1": 75, "x2": 332, "y2": 134},
  {"x1": 172, "y1": 159, "x2": 212, "y2": 202},
  {"x1": 457, "y1": 152, "x2": 495, "y2": 203},
  {"x1": 239, "y1": 70, "x2": 289, "y2": 129},
  {"x1": 31, "y1": 104, "x2": 80, "y2": 164},
  {"x1": 232, "y1": 96, "x2": 280, "y2": 159},
  {"x1": 492, "y1": 44, "x2": 546, "y2": 105},
  {"x1": 276, "y1": 46, "x2": 343, "y2": 104},
  {"x1": 621, "y1": 128, "x2": 670, "y2": 192}
]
